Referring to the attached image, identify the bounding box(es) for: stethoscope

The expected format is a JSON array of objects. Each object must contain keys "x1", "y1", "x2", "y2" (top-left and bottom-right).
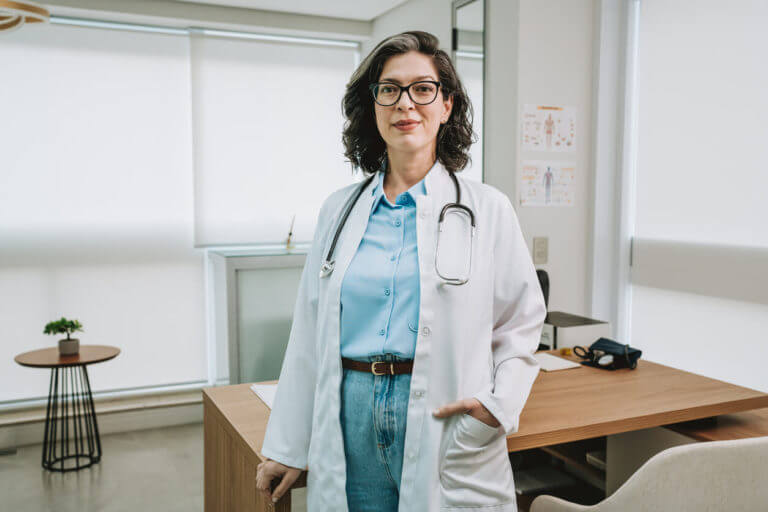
[{"x1": 319, "y1": 170, "x2": 476, "y2": 285}]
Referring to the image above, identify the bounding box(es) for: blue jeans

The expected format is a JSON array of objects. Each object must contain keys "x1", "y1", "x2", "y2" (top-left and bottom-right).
[{"x1": 340, "y1": 353, "x2": 412, "y2": 512}]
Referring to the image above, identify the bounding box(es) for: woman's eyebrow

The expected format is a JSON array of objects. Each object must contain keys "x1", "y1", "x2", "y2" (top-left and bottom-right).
[{"x1": 379, "y1": 75, "x2": 435, "y2": 83}]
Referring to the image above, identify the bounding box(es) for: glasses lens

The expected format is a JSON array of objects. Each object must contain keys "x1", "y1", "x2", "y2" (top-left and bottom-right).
[
  {"x1": 410, "y1": 82, "x2": 438, "y2": 104},
  {"x1": 374, "y1": 83, "x2": 400, "y2": 105}
]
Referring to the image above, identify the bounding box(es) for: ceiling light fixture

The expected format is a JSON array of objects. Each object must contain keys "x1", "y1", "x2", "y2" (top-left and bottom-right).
[{"x1": 0, "y1": 1, "x2": 49, "y2": 34}]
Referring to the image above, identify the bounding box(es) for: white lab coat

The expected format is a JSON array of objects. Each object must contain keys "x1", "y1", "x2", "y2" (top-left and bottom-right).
[{"x1": 261, "y1": 160, "x2": 546, "y2": 511}]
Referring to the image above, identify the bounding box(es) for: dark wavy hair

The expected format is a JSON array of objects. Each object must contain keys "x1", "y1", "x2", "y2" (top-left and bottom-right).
[{"x1": 341, "y1": 30, "x2": 476, "y2": 176}]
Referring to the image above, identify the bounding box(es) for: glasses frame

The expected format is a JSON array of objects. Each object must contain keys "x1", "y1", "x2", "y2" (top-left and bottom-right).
[{"x1": 369, "y1": 80, "x2": 442, "y2": 107}]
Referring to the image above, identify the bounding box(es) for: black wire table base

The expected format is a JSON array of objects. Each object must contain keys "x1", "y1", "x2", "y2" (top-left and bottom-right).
[{"x1": 42, "y1": 365, "x2": 103, "y2": 472}]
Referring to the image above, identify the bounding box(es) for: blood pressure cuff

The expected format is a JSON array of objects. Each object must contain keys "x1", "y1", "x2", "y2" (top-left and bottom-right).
[{"x1": 579, "y1": 337, "x2": 642, "y2": 370}]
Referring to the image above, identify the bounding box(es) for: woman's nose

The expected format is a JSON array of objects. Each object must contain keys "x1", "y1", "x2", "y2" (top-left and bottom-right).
[{"x1": 396, "y1": 90, "x2": 415, "y2": 110}]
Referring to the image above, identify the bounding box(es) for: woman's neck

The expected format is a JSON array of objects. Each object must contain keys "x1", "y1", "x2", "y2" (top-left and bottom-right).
[{"x1": 382, "y1": 147, "x2": 436, "y2": 203}]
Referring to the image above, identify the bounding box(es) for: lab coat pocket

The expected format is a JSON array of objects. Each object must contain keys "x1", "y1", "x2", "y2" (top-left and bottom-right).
[{"x1": 439, "y1": 413, "x2": 516, "y2": 510}]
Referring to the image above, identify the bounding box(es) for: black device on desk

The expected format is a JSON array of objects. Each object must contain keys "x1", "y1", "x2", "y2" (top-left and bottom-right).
[{"x1": 573, "y1": 338, "x2": 642, "y2": 370}]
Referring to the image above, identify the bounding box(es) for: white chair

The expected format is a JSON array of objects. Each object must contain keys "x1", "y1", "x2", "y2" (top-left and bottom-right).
[{"x1": 530, "y1": 435, "x2": 768, "y2": 512}]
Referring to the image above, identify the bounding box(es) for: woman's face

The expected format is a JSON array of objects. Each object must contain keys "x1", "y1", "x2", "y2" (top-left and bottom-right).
[{"x1": 373, "y1": 51, "x2": 453, "y2": 158}]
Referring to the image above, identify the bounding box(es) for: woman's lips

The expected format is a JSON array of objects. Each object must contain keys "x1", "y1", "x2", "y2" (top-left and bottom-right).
[{"x1": 394, "y1": 121, "x2": 419, "y2": 131}]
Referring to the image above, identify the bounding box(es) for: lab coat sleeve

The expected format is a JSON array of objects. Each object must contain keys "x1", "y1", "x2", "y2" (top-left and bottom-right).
[
  {"x1": 472, "y1": 194, "x2": 546, "y2": 436},
  {"x1": 259, "y1": 201, "x2": 330, "y2": 470}
]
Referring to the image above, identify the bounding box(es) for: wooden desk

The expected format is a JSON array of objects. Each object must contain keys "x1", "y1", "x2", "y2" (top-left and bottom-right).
[
  {"x1": 507, "y1": 350, "x2": 768, "y2": 451},
  {"x1": 203, "y1": 353, "x2": 768, "y2": 511}
]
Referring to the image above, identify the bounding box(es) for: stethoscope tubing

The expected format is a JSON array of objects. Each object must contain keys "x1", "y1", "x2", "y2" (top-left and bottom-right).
[
  {"x1": 320, "y1": 170, "x2": 474, "y2": 285},
  {"x1": 319, "y1": 173, "x2": 376, "y2": 278}
]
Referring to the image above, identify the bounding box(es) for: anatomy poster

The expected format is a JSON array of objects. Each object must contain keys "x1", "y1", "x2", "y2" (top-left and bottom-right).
[
  {"x1": 521, "y1": 105, "x2": 576, "y2": 152},
  {"x1": 519, "y1": 160, "x2": 575, "y2": 207}
]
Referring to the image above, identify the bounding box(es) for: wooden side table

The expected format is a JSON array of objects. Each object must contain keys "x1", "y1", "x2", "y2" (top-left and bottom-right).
[{"x1": 14, "y1": 345, "x2": 120, "y2": 472}]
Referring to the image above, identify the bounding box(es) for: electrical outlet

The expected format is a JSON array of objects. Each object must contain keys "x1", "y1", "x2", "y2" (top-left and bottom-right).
[{"x1": 533, "y1": 237, "x2": 548, "y2": 264}]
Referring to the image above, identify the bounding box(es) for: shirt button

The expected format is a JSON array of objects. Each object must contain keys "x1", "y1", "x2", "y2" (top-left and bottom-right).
[
  {"x1": 394, "y1": 219, "x2": 402, "y2": 227},
  {"x1": 384, "y1": 288, "x2": 390, "y2": 296},
  {"x1": 414, "y1": 390, "x2": 424, "y2": 397},
  {"x1": 390, "y1": 254, "x2": 396, "y2": 261},
  {"x1": 421, "y1": 326, "x2": 431, "y2": 336},
  {"x1": 408, "y1": 450, "x2": 416, "y2": 458},
  {"x1": 378, "y1": 329, "x2": 385, "y2": 336}
]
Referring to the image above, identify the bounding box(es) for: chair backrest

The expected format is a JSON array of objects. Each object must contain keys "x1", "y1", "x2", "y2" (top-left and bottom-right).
[
  {"x1": 536, "y1": 269, "x2": 549, "y2": 309},
  {"x1": 530, "y1": 435, "x2": 768, "y2": 512}
]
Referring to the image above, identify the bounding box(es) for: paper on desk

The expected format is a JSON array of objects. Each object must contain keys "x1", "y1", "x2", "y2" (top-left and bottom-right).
[
  {"x1": 534, "y1": 352, "x2": 581, "y2": 372},
  {"x1": 250, "y1": 383, "x2": 277, "y2": 409}
]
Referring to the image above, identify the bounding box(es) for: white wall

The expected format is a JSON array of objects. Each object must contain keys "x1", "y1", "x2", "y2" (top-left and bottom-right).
[
  {"x1": 0, "y1": 23, "x2": 207, "y2": 403},
  {"x1": 365, "y1": 0, "x2": 451, "y2": 56},
  {"x1": 512, "y1": 0, "x2": 596, "y2": 316}
]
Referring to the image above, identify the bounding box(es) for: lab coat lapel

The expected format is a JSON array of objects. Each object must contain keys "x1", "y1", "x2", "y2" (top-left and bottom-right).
[
  {"x1": 416, "y1": 161, "x2": 454, "y2": 287},
  {"x1": 423, "y1": 160, "x2": 454, "y2": 215},
  {"x1": 326, "y1": 175, "x2": 378, "y2": 363},
  {"x1": 330, "y1": 174, "x2": 379, "y2": 292},
  {"x1": 418, "y1": 161, "x2": 455, "y2": 264}
]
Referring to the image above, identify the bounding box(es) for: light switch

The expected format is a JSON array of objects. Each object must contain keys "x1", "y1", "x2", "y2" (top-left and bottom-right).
[{"x1": 533, "y1": 237, "x2": 548, "y2": 264}]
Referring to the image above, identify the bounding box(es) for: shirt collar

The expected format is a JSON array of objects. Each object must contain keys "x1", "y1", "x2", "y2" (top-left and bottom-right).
[{"x1": 370, "y1": 160, "x2": 434, "y2": 212}]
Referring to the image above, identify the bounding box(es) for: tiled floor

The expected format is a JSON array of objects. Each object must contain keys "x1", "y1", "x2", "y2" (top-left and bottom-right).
[{"x1": 0, "y1": 423, "x2": 204, "y2": 512}]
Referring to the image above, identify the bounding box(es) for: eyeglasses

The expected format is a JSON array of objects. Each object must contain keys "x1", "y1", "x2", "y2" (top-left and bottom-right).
[{"x1": 369, "y1": 80, "x2": 442, "y2": 106}]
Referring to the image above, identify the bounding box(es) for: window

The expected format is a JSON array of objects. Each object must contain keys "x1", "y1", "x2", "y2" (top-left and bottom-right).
[
  {"x1": 0, "y1": 24, "x2": 204, "y2": 401},
  {"x1": 190, "y1": 33, "x2": 360, "y2": 246},
  {"x1": 627, "y1": 0, "x2": 768, "y2": 392}
]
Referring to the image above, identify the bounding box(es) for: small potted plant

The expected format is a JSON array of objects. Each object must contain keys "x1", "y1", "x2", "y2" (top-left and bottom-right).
[{"x1": 44, "y1": 317, "x2": 84, "y2": 356}]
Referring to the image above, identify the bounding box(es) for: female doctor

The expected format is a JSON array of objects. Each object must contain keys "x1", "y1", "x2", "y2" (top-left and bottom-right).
[{"x1": 256, "y1": 31, "x2": 546, "y2": 511}]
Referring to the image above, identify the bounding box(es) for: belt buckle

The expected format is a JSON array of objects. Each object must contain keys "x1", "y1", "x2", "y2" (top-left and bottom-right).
[{"x1": 371, "y1": 362, "x2": 392, "y2": 375}]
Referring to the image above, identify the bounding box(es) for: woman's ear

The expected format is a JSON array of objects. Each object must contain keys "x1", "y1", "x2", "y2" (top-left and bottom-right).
[{"x1": 442, "y1": 93, "x2": 454, "y2": 123}]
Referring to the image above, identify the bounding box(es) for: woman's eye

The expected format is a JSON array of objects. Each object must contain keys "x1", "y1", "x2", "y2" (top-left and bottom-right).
[{"x1": 380, "y1": 85, "x2": 396, "y2": 93}]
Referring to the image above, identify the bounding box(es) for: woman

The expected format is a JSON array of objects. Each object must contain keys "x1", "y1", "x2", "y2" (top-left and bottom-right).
[{"x1": 256, "y1": 31, "x2": 546, "y2": 511}]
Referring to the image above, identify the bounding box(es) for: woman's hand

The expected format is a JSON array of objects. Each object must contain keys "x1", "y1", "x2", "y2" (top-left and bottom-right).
[
  {"x1": 256, "y1": 457, "x2": 302, "y2": 505},
  {"x1": 432, "y1": 398, "x2": 501, "y2": 428}
]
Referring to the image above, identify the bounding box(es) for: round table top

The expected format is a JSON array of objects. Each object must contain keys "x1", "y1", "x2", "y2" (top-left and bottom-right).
[{"x1": 14, "y1": 345, "x2": 120, "y2": 368}]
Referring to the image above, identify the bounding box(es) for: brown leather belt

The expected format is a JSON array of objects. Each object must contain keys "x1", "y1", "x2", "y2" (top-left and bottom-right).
[{"x1": 341, "y1": 357, "x2": 413, "y2": 375}]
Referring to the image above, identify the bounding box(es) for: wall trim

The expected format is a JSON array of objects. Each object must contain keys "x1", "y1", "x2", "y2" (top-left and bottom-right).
[
  {"x1": 0, "y1": 379, "x2": 207, "y2": 412},
  {"x1": 631, "y1": 238, "x2": 768, "y2": 305},
  {"x1": 0, "y1": 390, "x2": 203, "y2": 450}
]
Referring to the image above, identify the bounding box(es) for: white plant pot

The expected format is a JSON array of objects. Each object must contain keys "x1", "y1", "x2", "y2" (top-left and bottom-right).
[{"x1": 59, "y1": 338, "x2": 80, "y2": 356}]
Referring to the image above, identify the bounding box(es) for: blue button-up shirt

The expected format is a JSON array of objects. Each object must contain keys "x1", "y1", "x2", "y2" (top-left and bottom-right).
[{"x1": 339, "y1": 170, "x2": 427, "y2": 361}]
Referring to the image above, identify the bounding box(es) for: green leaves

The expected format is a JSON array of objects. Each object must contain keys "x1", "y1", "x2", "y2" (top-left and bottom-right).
[{"x1": 43, "y1": 317, "x2": 84, "y2": 340}]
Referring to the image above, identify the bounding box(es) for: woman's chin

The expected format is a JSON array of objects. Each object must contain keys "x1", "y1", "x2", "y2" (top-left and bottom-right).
[{"x1": 387, "y1": 138, "x2": 427, "y2": 152}]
